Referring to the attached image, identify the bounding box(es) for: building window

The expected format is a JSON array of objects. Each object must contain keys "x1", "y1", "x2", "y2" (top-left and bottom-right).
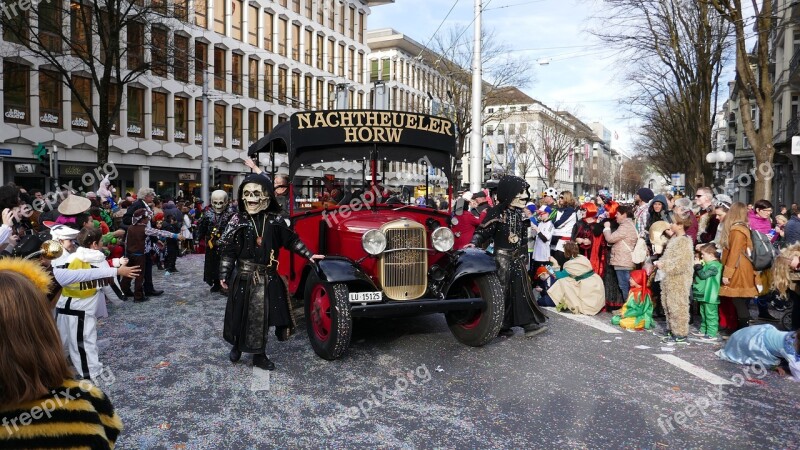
[
  {"x1": 195, "y1": 99, "x2": 204, "y2": 143},
  {"x1": 214, "y1": 47, "x2": 226, "y2": 91},
  {"x1": 508, "y1": 123, "x2": 515, "y2": 135},
  {"x1": 39, "y1": 71, "x2": 62, "y2": 128},
  {"x1": 316, "y1": 34, "x2": 324, "y2": 69},
  {"x1": 263, "y1": 11, "x2": 273, "y2": 50},
  {"x1": 248, "y1": 58, "x2": 258, "y2": 99},
  {"x1": 152, "y1": 91, "x2": 167, "y2": 140},
  {"x1": 357, "y1": 52, "x2": 363, "y2": 83},
  {"x1": 214, "y1": 104, "x2": 226, "y2": 146},
  {"x1": 2, "y1": 6, "x2": 27, "y2": 43},
  {"x1": 292, "y1": 0, "x2": 299, "y2": 13},
  {"x1": 195, "y1": 41, "x2": 207, "y2": 86},
  {"x1": 174, "y1": 0, "x2": 189, "y2": 21},
  {"x1": 327, "y1": 2, "x2": 334, "y2": 29},
  {"x1": 338, "y1": 2, "x2": 344, "y2": 34},
  {"x1": 248, "y1": 110, "x2": 259, "y2": 145},
  {"x1": 174, "y1": 35, "x2": 189, "y2": 82},
  {"x1": 151, "y1": 27, "x2": 169, "y2": 77},
  {"x1": 292, "y1": 23, "x2": 301, "y2": 61},
  {"x1": 127, "y1": 22, "x2": 145, "y2": 69},
  {"x1": 278, "y1": 67, "x2": 288, "y2": 105},
  {"x1": 327, "y1": 39, "x2": 334, "y2": 73},
  {"x1": 520, "y1": 106, "x2": 528, "y2": 111},
  {"x1": 39, "y1": 0, "x2": 62, "y2": 52},
  {"x1": 70, "y1": 2, "x2": 91, "y2": 57},
  {"x1": 358, "y1": 11, "x2": 364, "y2": 43},
  {"x1": 316, "y1": 0, "x2": 323, "y2": 24},
  {"x1": 291, "y1": 72, "x2": 300, "y2": 108},
  {"x1": 174, "y1": 96, "x2": 188, "y2": 142},
  {"x1": 304, "y1": 0, "x2": 312, "y2": 19},
  {"x1": 3, "y1": 62, "x2": 29, "y2": 124},
  {"x1": 71, "y1": 76, "x2": 92, "y2": 131},
  {"x1": 127, "y1": 87, "x2": 144, "y2": 136},
  {"x1": 497, "y1": 143, "x2": 504, "y2": 155},
  {"x1": 328, "y1": 82, "x2": 335, "y2": 108},
  {"x1": 248, "y1": 5, "x2": 258, "y2": 45},
  {"x1": 349, "y1": 7, "x2": 355, "y2": 40},
  {"x1": 486, "y1": 125, "x2": 494, "y2": 136},
  {"x1": 108, "y1": 83, "x2": 121, "y2": 133},
  {"x1": 348, "y1": 47, "x2": 354, "y2": 81},
  {"x1": 213, "y1": 0, "x2": 225, "y2": 34},
  {"x1": 194, "y1": 0, "x2": 207, "y2": 27},
  {"x1": 304, "y1": 75, "x2": 312, "y2": 110},
  {"x1": 278, "y1": 0, "x2": 286, "y2": 7},
  {"x1": 278, "y1": 18, "x2": 288, "y2": 57},
  {"x1": 519, "y1": 142, "x2": 527, "y2": 153},
  {"x1": 520, "y1": 123, "x2": 527, "y2": 134},
  {"x1": 316, "y1": 78, "x2": 323, "y2": 110},
  {"x1": 232, "y1": 53, "x2": 243, "y2": 95},
  {"x1": 264, "y1": 62, "x2": 274, "y2": 101},
  {"x1": 232, "y1": 107, "x2": 243, "y2": 148},
  {"x1": 231, "y1": 0, "x2": 243, "y2": 40},
  {"x1": 264, "y1": 113, "x2": 273, "y2": 133},
  {"x1": 370, "y1": 59, "x2": 378, "y2": 82},
  {"x1": 337, "y1": 42, "x2": 345, "y2": 76},
  {"x1": 304, "y1": 28, "x2": 313, "y2": 65}
]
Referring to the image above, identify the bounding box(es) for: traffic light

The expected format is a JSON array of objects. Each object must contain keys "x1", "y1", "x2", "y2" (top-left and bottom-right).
[
  {"x1": 34, "y1": 143, "x2": 51, "y2": 177},
  {"x1": 483, "y1": 159, "x2": 492, "y2": 183},
  {"x1": 212, "y1": 167, "x2": 222, "y2": 187}
]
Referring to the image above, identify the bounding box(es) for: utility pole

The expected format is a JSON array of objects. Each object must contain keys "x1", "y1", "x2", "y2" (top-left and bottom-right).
[
  {"x1": 52, "y1": 145, "x2": 59, "y2": 190},
  {"x1": 201, "y1": 69, "x2": 210, "y2": 207},
  {"x1": 469, "y1": 0, "x2": 483, "y2": 193}
]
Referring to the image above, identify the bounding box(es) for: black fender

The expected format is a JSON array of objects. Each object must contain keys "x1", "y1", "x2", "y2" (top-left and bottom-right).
[
  {"x1": 310, "y1": 256, "x2": 378, "y2": 292},
  {"x1": 441, "y1": 249, "x2": 498, "y2": 296}
]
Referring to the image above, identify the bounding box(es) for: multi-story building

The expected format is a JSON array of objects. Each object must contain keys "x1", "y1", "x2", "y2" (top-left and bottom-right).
[
  {"x1": 767, "y1": 0, "x2": 800, "y2": 206},
  {"x1": 0, "y1": 0, "x2": 387, "y2": 198},
  {"x1": 481, "y1": 88, "x2": 613, "y2": 198}
]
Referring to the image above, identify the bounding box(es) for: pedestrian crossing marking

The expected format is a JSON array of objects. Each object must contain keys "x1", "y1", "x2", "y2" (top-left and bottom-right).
[
  {"x1": 654, "y1": 354, "x2": 734, "y2": 385},
  {"x1": 250, "y1": 366, "x2": 271, "y2": 392},
  {"x1": 544, "y1": 307, "x2": 623, "y2": 334}
]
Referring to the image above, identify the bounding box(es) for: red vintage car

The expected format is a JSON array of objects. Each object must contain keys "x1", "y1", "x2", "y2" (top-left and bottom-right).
[{"x1": 249, "y1": 110, "x2": 503, "y2": 360}]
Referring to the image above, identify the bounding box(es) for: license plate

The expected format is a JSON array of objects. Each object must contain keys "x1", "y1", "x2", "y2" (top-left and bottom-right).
[{"x1": 349, "y1": 291, "x2": 383, "y2": 303}]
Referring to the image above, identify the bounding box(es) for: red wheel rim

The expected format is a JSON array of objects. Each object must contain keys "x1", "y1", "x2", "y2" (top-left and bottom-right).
[
  {"x1": 310, "y1": 284, "x2": 332, "y2": 342},
  {"x1": 459, "y1": 280, "x2": 482, "y2": 329}
]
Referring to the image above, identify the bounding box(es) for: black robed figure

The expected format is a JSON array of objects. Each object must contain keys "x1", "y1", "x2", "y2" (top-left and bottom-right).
[
  {"x1": 218, "y1": 174, "x2": 323, "y2": 371},
  {"x1": 468, "y1": 176, "x2": 548, "y2": 337}
]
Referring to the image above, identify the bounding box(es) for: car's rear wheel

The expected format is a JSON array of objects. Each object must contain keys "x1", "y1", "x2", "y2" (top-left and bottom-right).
[
  {"x1": 445, "y1": 274, "x2": 504, "y2": 346},
  {"x1": 304, "y1": 278, "x2": 352, "y2": 360}
]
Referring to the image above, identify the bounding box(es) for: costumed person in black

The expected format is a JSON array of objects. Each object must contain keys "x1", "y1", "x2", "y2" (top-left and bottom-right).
[
  {"x1": 466, "y1": 175, "x2": 548, "y2": 337},
  {"x1": 198, "y1": 190, "x2": 236, "y2": 293},
  {"x1": 218, "y1": 174, "x2": 324, "y2": 371}
]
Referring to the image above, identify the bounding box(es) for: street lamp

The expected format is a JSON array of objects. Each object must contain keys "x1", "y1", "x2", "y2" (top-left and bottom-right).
[{"x1": 706, "y1": 149, "x2": 734, "y2": 192}]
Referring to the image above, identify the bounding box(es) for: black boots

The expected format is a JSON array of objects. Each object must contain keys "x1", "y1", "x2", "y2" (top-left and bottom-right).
[
  {"x1": 253, "y1": 354, "x2": 275, "y2": 371},
  {"x1": 229, "y1": 346, "x2": 241, "y2": 363}
]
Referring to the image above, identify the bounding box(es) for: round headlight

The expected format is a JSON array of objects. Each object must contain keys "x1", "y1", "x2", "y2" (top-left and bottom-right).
[
  {"x1": 362, "y1": 229, "x2": 387, "y2": 255},
  {"x1": 431, "y1": 227, "x2": 455, "y2": 252}
]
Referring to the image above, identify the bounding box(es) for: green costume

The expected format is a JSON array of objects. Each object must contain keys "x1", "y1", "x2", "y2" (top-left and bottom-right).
[
  {"x1": 611, "y1": 269, "x2": 654, "y2": 330},
  {"x1": 692, "y1": 259, "x2": 722, "y2": 337}
]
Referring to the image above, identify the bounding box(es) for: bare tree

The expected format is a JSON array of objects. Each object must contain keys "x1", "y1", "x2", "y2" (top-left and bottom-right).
[
  {"x1": 1, "y1": 0, "x2": 181, "y2": 164},
  {"x1": 521, "y1": 110, "x2": 580, "y2": 188},
  {"x1": 592, "y1": 0, "x2": 731, "y2": 193},
  {"x1": 423, "y1": 26, "x2": 534, "y2": 161},
  {"x1": 707, "y1": 0, "x2": 774, "y2": 200},
  {"x1": 620, "y1": 157, "x2": 646, "y2": 197}
]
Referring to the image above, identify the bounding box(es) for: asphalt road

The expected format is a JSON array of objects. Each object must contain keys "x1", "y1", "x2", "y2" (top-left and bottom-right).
[{"x1": 95, "y1": 254, "x2": 800, "y2": 449}]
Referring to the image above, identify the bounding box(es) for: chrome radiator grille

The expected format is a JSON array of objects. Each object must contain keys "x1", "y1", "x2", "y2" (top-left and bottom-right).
[{"x1": 379, "y1": 220, "x2": 427, "y2": 300}]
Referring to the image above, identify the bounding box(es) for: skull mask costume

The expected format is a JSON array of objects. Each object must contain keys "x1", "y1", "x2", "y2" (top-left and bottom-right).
[
  {"x1": 211, "y1": 190, "x2": 228, "y2": 214},
  {"x1": 241, "y1": 183, "x2": 270, "y2": 215}
]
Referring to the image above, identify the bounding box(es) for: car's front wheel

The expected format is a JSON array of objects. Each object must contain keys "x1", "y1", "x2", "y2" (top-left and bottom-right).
[
  {"x1": 445, "y1": 274, "x2": 505, "y2": 346},
  {"x1": 304, "y1": 278, "x2": 352, "y2": 360}
]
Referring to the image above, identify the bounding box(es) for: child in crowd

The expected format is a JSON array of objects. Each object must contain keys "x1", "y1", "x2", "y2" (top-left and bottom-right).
[
  {"x1": 717, "y1": 325, "x2": 799, "y2": 381},
  {"x1": 653, "y1": 213, "x2": 695, "y2": 344},
  {"x1": 692, "y1": 243, "x2": 723, "y2": 341},
  {"x1": 54, "y1": 228, "x2": 124, "y2": 381},
  {"x1": 531, "y1": 205, "x2": 554, "y2": 276},
  {"x1": 612, "y1": 269, "x2": 654, "y2": 330},
  {"x1": 163, "y1": 215, "x2": 180, "y2": 273},
  {"x1": 534, "y1": 266, "x2": 556, "y2": 307}
]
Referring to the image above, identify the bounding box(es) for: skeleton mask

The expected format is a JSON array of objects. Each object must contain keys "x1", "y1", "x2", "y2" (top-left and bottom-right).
[
  {"x1": 211, "y1": 190, "x2": 228, "y2": 214},
  {"x1": 511, "y1": 191, "x2": 527, "y2": 209},
  {"x1": 242, "y1": 183, "x2": 269, "y2": 215}
]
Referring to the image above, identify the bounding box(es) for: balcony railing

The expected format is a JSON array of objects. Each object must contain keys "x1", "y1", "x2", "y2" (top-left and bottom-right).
[
  {"x1": 790, "y1": 50, "x2": 800, "y2": 76},
  {"x1": 787, "y1": 116, "x2": 800, "y2": 138}
]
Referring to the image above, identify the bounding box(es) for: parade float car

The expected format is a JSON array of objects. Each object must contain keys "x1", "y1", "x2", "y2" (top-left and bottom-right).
[{"x1": 248, "y1": 110, "x2": 503, "y2": 360}]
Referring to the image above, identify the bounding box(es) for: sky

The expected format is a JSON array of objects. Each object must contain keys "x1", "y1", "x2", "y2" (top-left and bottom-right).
[{"x1": 366, "y1": 0, "x2": 652, "y2": 156}]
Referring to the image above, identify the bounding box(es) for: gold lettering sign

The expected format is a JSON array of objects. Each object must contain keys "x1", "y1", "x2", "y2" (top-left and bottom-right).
[{"x1": 296, "y1": 111, "x2": 453, "y2": 143}]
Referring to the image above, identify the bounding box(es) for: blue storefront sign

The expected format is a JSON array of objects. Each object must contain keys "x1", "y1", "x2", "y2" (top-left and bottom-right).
[{"x1": 0, "y1": 149, "x2": 12, "y2": 156}]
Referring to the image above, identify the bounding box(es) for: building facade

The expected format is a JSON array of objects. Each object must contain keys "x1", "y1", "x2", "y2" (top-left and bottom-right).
[{"x1": 0, "y1": 0, "x2": 388, "y2": 198}]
